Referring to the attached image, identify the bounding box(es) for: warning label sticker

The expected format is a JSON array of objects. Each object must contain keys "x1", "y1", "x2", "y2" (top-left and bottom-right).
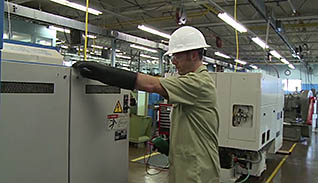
[
  {"x1": 113, "y1": 101, "x2": 123, "y2": 113},
  {"x1": 115, "y1": 129, "x2": 127, "y2": 141},
  {"x1": 106, "y1": 114, "x2": 128, "y2": 130}
]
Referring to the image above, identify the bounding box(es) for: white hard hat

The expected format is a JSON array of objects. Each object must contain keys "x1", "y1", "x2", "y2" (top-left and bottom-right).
[{"x1": 164, "y1": 26, "x2": 210, "y2": 56}]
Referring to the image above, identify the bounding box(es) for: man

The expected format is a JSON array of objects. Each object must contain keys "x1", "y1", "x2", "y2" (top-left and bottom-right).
[{"x1": 73, "y1": 26, "x2": 220, "y2": 183}]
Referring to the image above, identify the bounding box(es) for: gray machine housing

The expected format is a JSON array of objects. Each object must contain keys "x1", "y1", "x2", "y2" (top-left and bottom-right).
[
  {"x1": 210, "y1": 72, "x2": 284, "y2": 182},
  {"x1": 0, "y1": 43, "x2": 129, "y2": 183}
]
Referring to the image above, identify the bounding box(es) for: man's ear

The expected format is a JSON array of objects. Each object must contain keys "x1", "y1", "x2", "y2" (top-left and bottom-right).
[{"x1": 190, "y1": 50, "x2": 199, "y2": 61}]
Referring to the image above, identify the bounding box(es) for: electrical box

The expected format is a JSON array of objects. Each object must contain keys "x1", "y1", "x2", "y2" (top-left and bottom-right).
[{"x1": 210, "y1": 72, "x2": 284, "y2": 151}]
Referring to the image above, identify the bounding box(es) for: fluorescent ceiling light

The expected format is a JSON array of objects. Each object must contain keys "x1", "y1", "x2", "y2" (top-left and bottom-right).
[
  {"x1": 270, "y1": 50, "x2": 282, "y2": 59},
  {"x1": 49, "y1": 25, "x2": 70, "y2": 33},
  {"x1": 280, "y1": 58, "x2": 290, "y2": 65},
  {"x1": 49, "y1": 0, "x2": 102, "y2": 15},
  {"x1": 140, "y1": 54, "x2": 158, "y2": 60},
  {"x1": 91, "y1": 45, "x2": 103, "y2": 49},
  {"x1": 251, "y1": 37, "x2": 269, "y2": 49},
  {"x1": 203, "y1": 56, "x2": 216, "y2": 64},
  {"x1": 235, "y1": 59, "x2": 247, "y2": 65},
  {"x1": 217, "y1": 13, "x2": 247, "y2": 33},
  {"x1": 116, "y1": 54, "x2": 131, "y2": 59},
  {"x1": 82, "y1": 34, "x2": 96, "y2": 39},
  {"x1": 250, "y1": 65, "x2": 258, "y2": 69},
  {"x1": 288, "y1": 64, "x2": 295, "y2": 70},
  {"x1": 3, "y1": 33, "x2": 8, "y2": 39},
  {"x1": 76, "y1": 47, "x2": 89, "y2": 52},
  {"x1": 61, "y1": 45, "x2": 68, "y2": 49},
  {"x1": 215, "y1": 51, "x2": 231, "y2": 59},
  {"x1": 138, "y1": 25, "x2": 171, "y2": 39},
  {"x1": 110, "y1": 49, "x2": 122, "y2": 52},
  {"x1": 130, "y1": 44, "x2": 158, "y2": 53}
]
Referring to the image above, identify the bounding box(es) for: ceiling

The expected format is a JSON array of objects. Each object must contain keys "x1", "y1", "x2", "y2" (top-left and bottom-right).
[{"x1": 8, "y1": 0, "x2": 318, "y2": 67}]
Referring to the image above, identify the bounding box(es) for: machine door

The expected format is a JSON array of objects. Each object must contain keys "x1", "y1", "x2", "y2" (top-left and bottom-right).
[
  {"x1": 69, "y1": 70, "x2": 129, "y2": 183},
  {"x1": 0, "y1": 61, "x2": 70, "y2": 183}
]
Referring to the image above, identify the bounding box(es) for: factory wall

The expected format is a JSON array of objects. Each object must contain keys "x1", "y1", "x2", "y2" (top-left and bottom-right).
[{"x1": 261, "y1": 64, "x2": 318, "y2": 92}]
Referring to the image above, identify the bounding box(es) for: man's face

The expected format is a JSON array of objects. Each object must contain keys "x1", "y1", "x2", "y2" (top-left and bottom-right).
[{"x1": 171, "y1": 51, "x2": 193, "y2": 75}]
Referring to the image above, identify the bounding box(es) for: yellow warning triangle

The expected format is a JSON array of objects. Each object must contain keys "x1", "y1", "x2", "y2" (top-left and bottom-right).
[{"x1": 114, "y1": 101, "x2": 123, "y2": 113}]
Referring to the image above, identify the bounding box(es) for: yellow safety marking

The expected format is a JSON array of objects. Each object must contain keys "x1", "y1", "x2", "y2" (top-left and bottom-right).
[
  {"x1": 130, "y1": 152, "x2": 160, "y2": 162},
  {"x1": 113, "y1": 101, "x2": 123, "y2": 113},
  {"x1": 265, "y1": 143, "x2": 297, "y2": 183},
  {"x1": 277, "y1": 150, "x2": 290, "y2": 155},
  {"x1": 288, "y1": 143, "x2": 297, "y2": 153}
]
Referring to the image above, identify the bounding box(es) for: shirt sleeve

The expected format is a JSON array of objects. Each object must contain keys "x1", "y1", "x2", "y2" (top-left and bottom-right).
[{"x1": 159, "y1": 73, "x2": 202, "y2": 105}]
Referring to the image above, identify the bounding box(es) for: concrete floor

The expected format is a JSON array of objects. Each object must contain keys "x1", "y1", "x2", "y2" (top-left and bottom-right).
[{"x1": 128, "y1": 132, "x2": 318, "y2": 183}]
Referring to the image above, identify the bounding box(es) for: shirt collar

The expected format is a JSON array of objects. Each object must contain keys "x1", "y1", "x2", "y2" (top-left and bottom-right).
[{"x1": 194, "y1": 65, "x2": 208, "y2": 73}]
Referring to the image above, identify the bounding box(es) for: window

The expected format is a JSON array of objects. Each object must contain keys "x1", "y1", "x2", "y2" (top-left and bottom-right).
[
  {"x1": 36, "y1": 37, "x2": 53, "y2": 46},
  {"x1": 282, "y1": 79, "x2": 302, "y2": 92}
]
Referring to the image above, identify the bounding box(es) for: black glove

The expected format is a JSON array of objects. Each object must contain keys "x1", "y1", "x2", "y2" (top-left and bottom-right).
[{"x1": 72, "y1": 61, "x2": 137, "y2": 90}]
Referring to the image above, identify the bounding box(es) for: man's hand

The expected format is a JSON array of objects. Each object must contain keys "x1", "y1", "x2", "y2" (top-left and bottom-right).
[
  {"x1": 72, "y1": 61, "x2": 137, "y2": 90},
  {"x1": 73, "y1": 61, "x2": 107, "y2": 81}
]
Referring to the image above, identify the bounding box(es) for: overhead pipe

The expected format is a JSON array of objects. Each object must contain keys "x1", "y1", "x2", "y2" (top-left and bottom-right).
[
  {"x1": 288, "y1": 0, "x2": 297, "y2": 14},
  {"x1": 105, "y1": 9, "x2": 211, "y2": 29},
  {"x1": 247, "y1": 0, "x2": 305, "y2": 65},
  {"x1": 3, "y1": 2, "x2": 168, "y2": 50}
]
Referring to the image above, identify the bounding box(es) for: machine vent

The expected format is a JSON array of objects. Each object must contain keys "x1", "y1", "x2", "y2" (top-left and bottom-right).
[
  {"x1": 267, "y1": 130, "x2": 270, "y2": 141},
  {"x1": 1, "y1": 81, "x2": 54, "y2": 93},
  {"x1": 262, "y1": 132, "x2": 266, "y2": 145},
  {"x1": 85, "y1": 85, "x2": 120, "y2": 94}
]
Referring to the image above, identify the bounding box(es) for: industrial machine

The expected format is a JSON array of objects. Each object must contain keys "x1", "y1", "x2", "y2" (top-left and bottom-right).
[
  {"x1": 210, "y1": 72, "x2": 284, "y2": 182},
  {"x1": 283, "y1": 91, "x2": 315, "y2": 141},
  {"x1": 0, "y1": 41, "x2": 129, "y2": 183},
  {"x1": 284, "y1": 91, "x2": 311, "y2": 123}
]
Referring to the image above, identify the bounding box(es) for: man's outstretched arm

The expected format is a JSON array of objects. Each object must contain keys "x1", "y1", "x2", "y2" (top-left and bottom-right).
[
  {"x1": 135, "y1": 73, "x2": 168, "y2": 98},
  {"x1": 73, "y1": 61, "x2": 168, "y2": 98}
]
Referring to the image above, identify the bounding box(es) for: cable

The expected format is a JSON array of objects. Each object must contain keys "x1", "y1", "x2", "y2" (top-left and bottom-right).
[
  {"x1": 264, "y1": 21, "x2": 280, "y2": 78},
  {"x1": 84, "y1": 0, "x2": 89, "y2": 61},
  {"x1": 237, "y1": 151, "x2": 263, "y2": 164},
  {"x1": 236, "y1": 172, "x2": 250, "y2": 183},
  {"x1": 144, "y1": 140, "x2": 169, "y2": 176},
  {"x1": 234, "y1": 0, "x2": 239, "y2": 72}
]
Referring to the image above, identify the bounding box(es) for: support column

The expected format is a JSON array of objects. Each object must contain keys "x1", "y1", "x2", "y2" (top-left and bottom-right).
[
  {"x1": 158, "y1": 50, "x2": 164, "y2": 76},
  {"x1": 111, "y1": 38, "x2": 116, "y2": 67}
]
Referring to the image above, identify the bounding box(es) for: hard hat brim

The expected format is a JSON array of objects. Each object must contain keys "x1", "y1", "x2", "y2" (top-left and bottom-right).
[{"x1": 164, "y1": 44, "x2": 210, "y2": 56}]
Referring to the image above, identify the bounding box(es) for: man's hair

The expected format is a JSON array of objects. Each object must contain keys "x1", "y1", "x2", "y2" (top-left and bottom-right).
[
  {"x1": 184, "y1": 48, "x2": 205, "y2": 60},
  {"x1": 198, "y1": 48, "x2": 205, "y2": 60},
  {"x1": 193, "y1": 48, "x2": 205, "y2": 60}
]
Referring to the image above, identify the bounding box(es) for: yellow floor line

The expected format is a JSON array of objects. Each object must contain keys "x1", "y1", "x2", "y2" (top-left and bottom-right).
[
  {"x1": 130, "y1": 152, "x2": 160, "y2": 162},
  {"x1": 265, "y1": 143, "x2": 297, "y2": 183},
  {"x1": 288, "y1": 143, "x2": 297, "y2": 153}
]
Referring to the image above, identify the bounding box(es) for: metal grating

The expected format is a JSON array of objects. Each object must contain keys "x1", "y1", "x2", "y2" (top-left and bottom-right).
[
  {"x1": 1, "y1": 81, "x2": 54, "y2": 93},
  {"x1": 85, "y1": 85, "x2": 120, "y2": 94}
]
